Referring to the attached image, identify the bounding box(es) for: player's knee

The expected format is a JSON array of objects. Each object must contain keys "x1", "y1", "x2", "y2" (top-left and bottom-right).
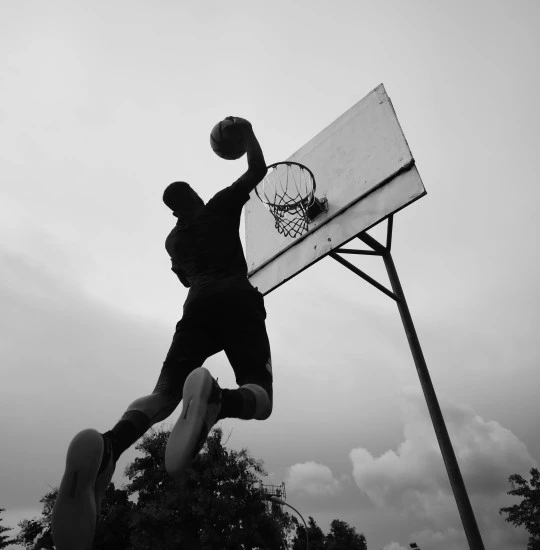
[
  {"x1": 156, "y1": 391, "x2": 181, "y2": 418},
  {"x1": 242, "y1": 383, "x2": 272, "y2": 420},
  {"x1": 259, "y1": 389, "x2": 273, "y2": 420},
  {"x1": 128, "y1": 391, "x2": 180, "y2": 422},
  {"x1": 257, "y1": 399, "x2": 273, "y2": 420}
]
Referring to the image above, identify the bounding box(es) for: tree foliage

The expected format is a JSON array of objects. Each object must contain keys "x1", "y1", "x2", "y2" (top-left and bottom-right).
[
  {"x1": 291, "y1": 516, "x2": 324, "y2": 550},
  {"x1": 0, "y1": 508, "x2": 17, "y2": 549},
  {"x1": 499, "y1": 467, "x2": 540, "y2": 550},
  {"x1": 16, "y1": 491, "x2": 56, "y2": 550},
  {"x1": 290, "y1": 516, "x2": 366, "y2": 550},
  {"x1": 119, "y1": 426, "x2": 292, "y2": 549},
  {"x1": 325, "y1": 519, "x2": 366, "y2": 550}
]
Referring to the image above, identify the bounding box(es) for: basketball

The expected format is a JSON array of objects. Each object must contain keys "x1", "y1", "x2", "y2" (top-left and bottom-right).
[{"x1": 210, "y1": 117, "x2": 246, "y2": 160}]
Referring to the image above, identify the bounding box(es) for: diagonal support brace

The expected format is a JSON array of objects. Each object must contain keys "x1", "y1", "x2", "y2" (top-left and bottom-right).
[{"x1": 329, "y1": 251, "x2": 398, "y2": 302}]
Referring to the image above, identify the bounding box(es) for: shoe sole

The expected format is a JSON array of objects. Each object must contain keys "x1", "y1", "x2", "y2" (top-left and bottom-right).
[
  {"x1": 165, "y1": 367, "x2": 214, "y2": 479},
  {"x1": 51, "y1": 429, "x2": 104, "y2": 550}
]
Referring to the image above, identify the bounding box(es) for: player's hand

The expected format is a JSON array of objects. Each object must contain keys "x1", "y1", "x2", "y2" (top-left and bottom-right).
[{"x1": 226, "y1": 116, "x2": 252, "y2": 131}]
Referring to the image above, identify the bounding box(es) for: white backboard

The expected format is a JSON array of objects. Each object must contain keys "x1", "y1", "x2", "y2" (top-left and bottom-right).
[{"x1": 246, "y1": 84, "x2": 426, "y2": 295}]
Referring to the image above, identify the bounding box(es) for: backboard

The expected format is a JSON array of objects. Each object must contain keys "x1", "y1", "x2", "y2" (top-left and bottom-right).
[{"x1": 246, "y1": 84, "x2": 426, "y2": 295}]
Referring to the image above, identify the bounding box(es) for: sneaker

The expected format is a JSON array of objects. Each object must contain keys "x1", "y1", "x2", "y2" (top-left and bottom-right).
[
  {"x1": 165, "y1": 367, "x2": 222, "y2": 479},
  {"x1": 52, "y1": 429, "x2": 115, "y2": 550}
]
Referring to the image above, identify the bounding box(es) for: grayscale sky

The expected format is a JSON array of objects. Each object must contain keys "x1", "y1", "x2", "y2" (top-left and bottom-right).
[{"x1": 1, "y1": 1, "x2": 539, "y2": 549}]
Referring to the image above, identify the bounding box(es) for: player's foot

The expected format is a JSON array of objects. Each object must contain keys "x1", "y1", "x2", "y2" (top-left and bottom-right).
[
  {"x1": 52, "y1": 429, "x2": 115, "y2": 550},
  {"x1": 165, "y1": 367, "x2": 222, "y2": 479}
]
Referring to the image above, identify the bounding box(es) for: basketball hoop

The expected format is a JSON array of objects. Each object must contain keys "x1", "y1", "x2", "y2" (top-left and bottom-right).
[{"x1": 255, "y1": 162, "x2": 327, "y2": 238}]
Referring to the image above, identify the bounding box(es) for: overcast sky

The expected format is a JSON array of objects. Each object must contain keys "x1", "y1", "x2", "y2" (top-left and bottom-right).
[{"x1": 1, "y1": 1, "x2": 539, "y2": 549}]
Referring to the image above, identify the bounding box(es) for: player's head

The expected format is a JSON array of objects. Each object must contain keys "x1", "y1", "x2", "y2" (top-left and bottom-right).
[{"x1": 163, "y1": 181, "x2": 204, "y2": 215}]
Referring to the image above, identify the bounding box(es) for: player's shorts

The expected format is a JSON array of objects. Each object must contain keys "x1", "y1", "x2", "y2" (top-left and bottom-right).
[{"x1": 153, "y1": 288, "x2": 272, "y2": 402}]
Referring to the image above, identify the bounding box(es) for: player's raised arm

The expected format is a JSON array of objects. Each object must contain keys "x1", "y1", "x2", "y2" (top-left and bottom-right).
[{"x1": 230, "y1": 118, "x2": 267, "y2": 195}]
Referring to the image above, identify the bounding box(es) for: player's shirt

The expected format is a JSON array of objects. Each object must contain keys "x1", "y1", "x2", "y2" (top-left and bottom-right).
[{"x1": 165, "y1": 184, "x2": 255, "y2": 309}]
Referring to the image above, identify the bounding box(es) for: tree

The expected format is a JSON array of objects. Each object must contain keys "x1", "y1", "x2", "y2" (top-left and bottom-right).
[
  {"x1": 291, "y1": 516, "x2": 367, "y2": 550},
  {"x1": 291, "y1": 516, "x2": 326, "y2": 550},
  {"x1": 0, "y1": 508, "x2": 16, "y2": 549},
  {"x1": 118, "y1": 426, "x2": 293, "y2": 548},
  {"x1": 499, "y1": 467, "x2": 540, "y2": 550},
  {"x1": 325, "y1": 519, "x2": 367, "y2": 550},
  {"x1": 93, "y1": 484, "x2": 133, "y2": 549},
  {"x1": 16, "y1": 490, "x2": 56, "y2": 550}
]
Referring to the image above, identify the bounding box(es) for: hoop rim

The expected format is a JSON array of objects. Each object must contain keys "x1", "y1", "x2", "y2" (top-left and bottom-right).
[{"x1": 255, "y1": 161, "x2": 317, "y2": 210}]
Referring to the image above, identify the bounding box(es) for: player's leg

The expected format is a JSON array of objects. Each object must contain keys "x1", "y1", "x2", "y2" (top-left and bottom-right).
[
  {"x1": 160, "y1": 311, "x2": 225, "y2": 478},
  {"x1": 220, "y1": 289, "x2": 273, "y2": 421},
  {"x1": 164, "y1": 290, "x2": 273, "y2": 480},
  {"x1": 163, "y1": 289, "x2": 273, "y2": 479},
  {"x1": 52, "y1": 316, "x2": 218, "y2": 550},
  {"x1": 164, "y1": 365, "x2": 223, "y2": 479},
  {"x1": 165, "y1": 293, "x2": 246, "y2": 479},
  {"x1": 52, "y1": 398, "x2": 181, "y2": 550},
  {"x1": 51, "y1": 429, "x2": 113, "y2": 550}
]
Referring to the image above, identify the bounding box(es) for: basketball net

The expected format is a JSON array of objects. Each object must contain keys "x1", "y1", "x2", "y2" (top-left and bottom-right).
[{"x1": 255, "y1": 162, "x2": 316, "y2": 238}]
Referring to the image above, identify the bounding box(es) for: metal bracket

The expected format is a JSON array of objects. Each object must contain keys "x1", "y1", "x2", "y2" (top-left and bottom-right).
[
  {"x1": 307, "y1": 196, "x2": 328, "y2": 222},
  {"x1": 329, "y1": 251, "x2": 398, "y2": 301},
  {"x1": 331, "y1": 215, "x2": 397, "y2": 301}
]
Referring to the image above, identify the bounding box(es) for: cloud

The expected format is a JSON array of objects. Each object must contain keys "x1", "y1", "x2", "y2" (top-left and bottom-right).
[
  {"x1": 285, "y1": 461, "x2": 343, "y2": 497},
  {"x1": 350, "y1": 389, "x2": 536, "y2": 549},
  {"x1": 350, "y1": 388, "x2": 536, "y2": 510}
]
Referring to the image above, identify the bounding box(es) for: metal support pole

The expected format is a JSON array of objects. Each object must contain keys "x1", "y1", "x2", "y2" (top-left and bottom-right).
[{"x1": 358, "y1": 232, "x2": 485, "y2": 550}]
